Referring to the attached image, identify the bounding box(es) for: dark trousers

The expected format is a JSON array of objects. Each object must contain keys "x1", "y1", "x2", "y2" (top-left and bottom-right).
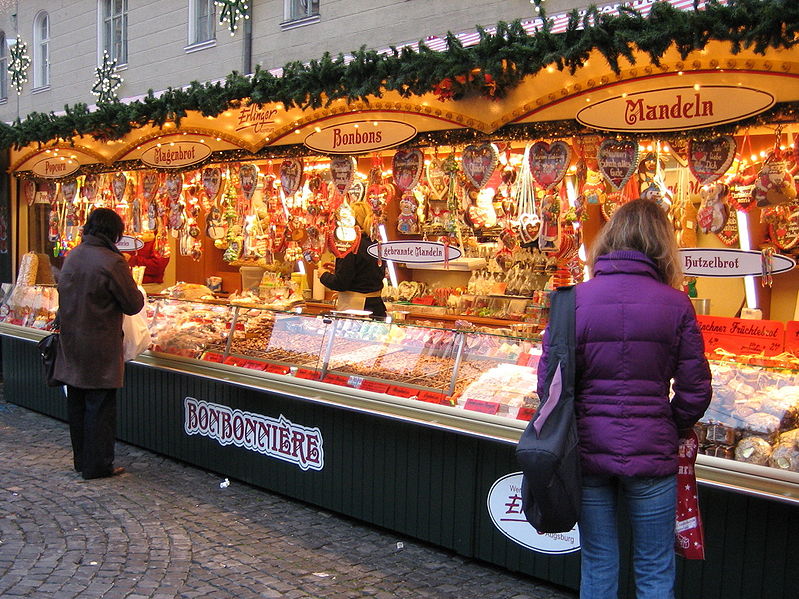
[{"x1": 67, "y1": 387, "x2": 118, "y2": 479}]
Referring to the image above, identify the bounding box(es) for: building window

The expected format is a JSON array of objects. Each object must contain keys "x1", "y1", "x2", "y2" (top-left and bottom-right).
[
  {"x1": 189, "y1": 0, "x2": 216, "y2": 46},
  {"x1": 0, "y1": 32, "x2": 7, "y2": 100},
  {"x1": 100, "y1": 0, "x2": 128, "y2": 65},
  {"x1": 33, "y1": 12, "x2": 50, "y2": 88},
  {"x1": 285, "y1": 0, "x2": 320, "y2": 22}
]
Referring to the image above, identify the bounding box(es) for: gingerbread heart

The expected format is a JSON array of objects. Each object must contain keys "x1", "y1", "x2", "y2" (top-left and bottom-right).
[
  {"x1": 348, "y1": 179, "x2": 366, "y2": 204},
  {"x1": 392, "y1": 149, "x2": 424, "y2": 191},
  {"x1": 330, "y1": 155, "x2": 356, "y2": 195},
  {"x1": 598, "y1": 139, "x2": 639, "y2": 191},
  {"x1": 81, "y1": 174, "x2": 98, "y2": 201},
  {"x1": 142, "y1": 171, "x2": 160, "y2": 202},
  {"x1": 201, "y1": 167, "x2": 221, "y2": 201},
  {"x1": 61, "y1": 178, "x2": 77, "y2": 203},
  {"x1": 112, "y1": 172, "x2": 127, "y2": 202},
  {"x1": 239, "y1": 164, "x2": 258, "y2": 201},
  {"x1": 425, "y1": 158, "x2": 451, "y2": 200},
  {"x1": 22, "y1": 179, "x2": 36, "y2": 206},
  {"x1": 688, "y1": 136, "x2": 736, "y2": 185},
  {"x1": 529, "y1": 141, "x2": 571, "y2": 190},
  {"x1": 461, "y1": 143, "x2": 498, "y2": 189},
  {"x1": 279, "y1": 158, "x2": 304, "y2": 196},
  {"x1": 164, "y1": 172, "x2": 183, "y2": 201}
]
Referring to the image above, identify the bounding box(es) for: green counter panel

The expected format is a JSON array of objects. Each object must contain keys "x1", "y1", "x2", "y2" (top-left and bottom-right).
[{"x1": 4, "y1": 335, "x2": 797, "y2": 598}]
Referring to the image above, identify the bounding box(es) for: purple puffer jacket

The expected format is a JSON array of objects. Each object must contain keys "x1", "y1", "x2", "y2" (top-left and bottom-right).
[{"x1": 537, "y1": 250, "x2": 712, "y2": 477}]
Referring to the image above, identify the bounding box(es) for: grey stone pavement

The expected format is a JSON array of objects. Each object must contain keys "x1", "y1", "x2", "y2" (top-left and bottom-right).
[{"x1": 0, "y1": 388, "x2": 577, "y2": 599}]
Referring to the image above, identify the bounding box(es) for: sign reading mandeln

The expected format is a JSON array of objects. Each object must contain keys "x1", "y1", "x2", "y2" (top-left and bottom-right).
[
  {"x1": 577, "y1": 86, "x2": 774, "y2": 132},
  {"x1": 184, "y1": 397, "x2": 324, "y2": 471}
]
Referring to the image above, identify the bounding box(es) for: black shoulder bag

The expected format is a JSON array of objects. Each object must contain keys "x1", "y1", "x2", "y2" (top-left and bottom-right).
[
  {"x1": 515, "y1": 286, "x2": 581, "y2": 533},
  {"x1": 37, "y1": 330, "x2": 63, "y2": 387}
]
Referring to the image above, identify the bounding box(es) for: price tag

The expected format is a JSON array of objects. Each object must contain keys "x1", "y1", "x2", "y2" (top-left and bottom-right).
[
  {"x1": 347, "y1": 376, "x2": 364, "y2": 389},
  {"x1": 696, "y1": 315, "x2": 785, "y2": 356},
  {"x1": 463, "y1": 398, "x2": 501, "y2": 415},
  {"x1": 418, "y1": 390, "x2": 447, "y2": 404},
  {"x1": 202, "y1": 352, "x2": 224, "y2": 363},
  {"x1": 322, "y1": 374, "x2": 349, "y2": 386},
  {"x1": 223, "y1": 356, "x2": 244, "y2": 366},
  {"x1": 387, "y1": 385, "x2": 418, "y2": 398},
  {"x1": 785, "y1": 321, "x2": 799, "y2": 355},
  {"x1": 516, "y1": 407, "x2": 537, "y2": 421},
  {"x1": 360, "y1": 381, "x2": 390, "y2": 394},
  {"x1": 243, "y1": 360, "x2": 267, "y2": 371},
  {"x1": 265, "y1": 363, "x2": 291, "y2": 375},
  {"x1": 295, "y1": 368, "x2": 321, "y2": 380}
]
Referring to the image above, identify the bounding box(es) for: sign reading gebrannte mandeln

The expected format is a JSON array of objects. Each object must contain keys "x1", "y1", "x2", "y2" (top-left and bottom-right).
[
  {"x1": 304, "y1": 120, "x2": 417, "y2": 154},
  {"x1": 140, "y1": 141, "x2": 212, "y2": 169},
  {"x1": 680, "y1": 248, "x2": 795, "y2": 278},
  {"x1": 184, "y1": 397, "x2": 324, "y2": 471},
  {"x1": 367, "y1": 240, "x2": 462, "y2": 264},
  {"x1": 577, "y1": 86, "x2": 774, "y2": 132}
]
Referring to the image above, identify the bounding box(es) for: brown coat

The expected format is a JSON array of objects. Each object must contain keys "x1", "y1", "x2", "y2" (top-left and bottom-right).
[{"x1": 54, "y1": 234, "x2": 145, "y2": 389}]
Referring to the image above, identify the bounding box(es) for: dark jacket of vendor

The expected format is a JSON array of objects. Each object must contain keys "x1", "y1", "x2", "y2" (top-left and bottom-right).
[{"x1": 320, "y1": 234, "x2": 385, "y2": 294}]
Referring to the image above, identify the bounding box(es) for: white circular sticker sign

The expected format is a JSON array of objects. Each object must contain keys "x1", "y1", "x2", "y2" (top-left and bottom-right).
[{"x1": 487, "y1": 472, "x2": 580, "y2": 554}]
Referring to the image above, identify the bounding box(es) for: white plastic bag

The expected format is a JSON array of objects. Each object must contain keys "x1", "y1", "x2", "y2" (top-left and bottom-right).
[{"x1": 123, "y1": 287, "x2": 152, "y2": 361}]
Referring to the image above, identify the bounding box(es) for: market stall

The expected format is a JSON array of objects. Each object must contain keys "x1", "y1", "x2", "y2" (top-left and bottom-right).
[{"x1": 2, "y1": 4, "x2": 799, "y2": 597}]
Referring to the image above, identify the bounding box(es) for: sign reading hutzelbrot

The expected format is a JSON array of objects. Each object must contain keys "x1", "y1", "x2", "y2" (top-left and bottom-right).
[{"x1": 680, "y1": 248, "x2": 795, "y2": 278}]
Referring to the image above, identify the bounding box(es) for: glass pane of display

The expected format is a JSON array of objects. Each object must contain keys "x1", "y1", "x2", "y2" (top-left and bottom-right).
[{"x1": 148, "y1": 298, "x2": 233, "y2": 359}]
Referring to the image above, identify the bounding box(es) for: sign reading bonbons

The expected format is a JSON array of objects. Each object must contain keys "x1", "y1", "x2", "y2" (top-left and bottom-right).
[
  {"x1": 487, "y1": 473, "x2": 580, "y2": 554},
  {"x1": 304, "y1": 120, "x2": 417, "y2": 154},
  {"x1": 367, "y1": 240, "x2": 462, "y2": 264},
  {"x1": 184, "y1": 397, "x2": 324, "y2": 471},
  {"x1": 680, "y1": 248, "x2": 795, "y2": 277}
]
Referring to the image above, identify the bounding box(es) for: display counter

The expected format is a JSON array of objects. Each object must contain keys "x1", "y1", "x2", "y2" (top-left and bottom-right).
[{"x1": 3, "y1": 291, "x2": 799, "y2": 598}]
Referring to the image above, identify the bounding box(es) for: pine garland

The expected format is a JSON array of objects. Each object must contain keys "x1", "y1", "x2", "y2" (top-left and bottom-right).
[{"x1": 1, "y1": 0, "x2": 797, "y2": 150}]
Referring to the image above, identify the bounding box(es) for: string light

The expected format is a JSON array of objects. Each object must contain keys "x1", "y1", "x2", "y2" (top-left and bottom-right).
[
  {"x1": 8, "y1": 38, "x2": 31, "y2": 95},
  {"x1": 91, "y1": 51, "x2": 124, "y2": 104}
]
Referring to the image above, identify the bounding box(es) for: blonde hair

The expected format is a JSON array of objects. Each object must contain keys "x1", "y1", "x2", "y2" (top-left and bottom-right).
[
  {"x1": 589, "y1": 198, "x2": 683, "y2": 288},
  {"x1": 352, "y1": 201, "x2": 374, "y2": 235}
]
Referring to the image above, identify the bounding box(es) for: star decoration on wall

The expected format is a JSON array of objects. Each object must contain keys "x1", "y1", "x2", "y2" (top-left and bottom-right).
[
  {"x1": 91, "y1": 51, "x2": 123, "y2": 104},
  {"x1": 8, "y1": 39, "x2": 31, "y2": 94},
  {"x1": 215, "y1": 0, "x2": 249, "y2": 35}
]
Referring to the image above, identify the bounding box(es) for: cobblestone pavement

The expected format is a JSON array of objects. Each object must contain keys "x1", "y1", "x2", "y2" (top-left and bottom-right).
[{"x1": 0, "y1": 392, "x2": 577, "y2": 599}]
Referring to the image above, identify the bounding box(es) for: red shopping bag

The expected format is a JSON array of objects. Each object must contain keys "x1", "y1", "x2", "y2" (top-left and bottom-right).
[{"x1": 675, "y1": 430, "x2": 705, "y2": 559}]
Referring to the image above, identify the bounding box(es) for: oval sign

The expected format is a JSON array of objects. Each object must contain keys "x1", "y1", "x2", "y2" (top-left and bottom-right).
[
  {"x1": 116, "y1": 236, "x2": 145, "y2": 252},
  {"x1": 487, "y1": 473, "x2": 580, "y2": 555},
  {"x1": 304, "y1": 120, "x2": 417, "y2": 155},
  {"x1": 140, "y1": 141, "x2": 212, "y2": 169},
  {"x1": 577, "y1": 86, "x2": 774, "y2": 132},
  {"x1": 367, "y1": 241, "x2": 462, "y2": 264},
  {"x1": 680, "y1": 248, "x2": 795, "y2": 277},
  {"x1": 31, "y1": 157, "x2": 80, "y2": 179}
]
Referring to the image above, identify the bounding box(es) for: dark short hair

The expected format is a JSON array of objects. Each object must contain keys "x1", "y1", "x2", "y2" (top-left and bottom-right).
[{"x1": 83, "y1": 208, "x2": 125, "y2": 242}]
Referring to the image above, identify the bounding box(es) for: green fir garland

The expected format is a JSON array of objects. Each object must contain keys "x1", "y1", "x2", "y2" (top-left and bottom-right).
[{"x1": 1, "y1": 0, "x2": 797, "y2": 150}]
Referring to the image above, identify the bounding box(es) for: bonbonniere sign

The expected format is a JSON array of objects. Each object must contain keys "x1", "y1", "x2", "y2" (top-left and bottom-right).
[
  {"x1": 116, "y1": 235, "x2": 145, "y2": 252},
  {"x1": 577, "y1": 86, "x2": 774, "y2": 132},
  {"x1": 32, "y1": 157, "x2": 80, "y2": 178},
  {"x1": 304, "y1": 120, "x2": 417, "y2": 154},
  {"x1": 141, "y1": 141, "x2": 212, "y2": 168},
  {"x1": 367, "y1": 240, "x2": 462, "y2": 264},
  {"x1": 680, "y1": 248, "x2": 795, "y2": 277}
]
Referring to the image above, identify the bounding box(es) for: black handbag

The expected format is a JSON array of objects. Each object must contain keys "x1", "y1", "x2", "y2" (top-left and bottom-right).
[
  {"x1": 515, "y1": 286, "x2": 581, "y2": 533},
  {"x1": 37, "y1": 331, "x2": 64, "y2": 387}
]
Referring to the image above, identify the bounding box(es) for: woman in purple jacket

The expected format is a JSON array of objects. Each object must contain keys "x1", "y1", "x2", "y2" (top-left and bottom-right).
[{"x1": 539, "y1": 199, "x2": 712, "y2": 598}]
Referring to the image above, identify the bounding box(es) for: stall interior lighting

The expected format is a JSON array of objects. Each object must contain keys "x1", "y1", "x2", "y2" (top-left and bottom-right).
[
  {"x1": 736, "y1": 210, "x2": 758, "y2": 310},
  {"x1": 378, "y1": 223, "x2": 399, "y2": 288}
]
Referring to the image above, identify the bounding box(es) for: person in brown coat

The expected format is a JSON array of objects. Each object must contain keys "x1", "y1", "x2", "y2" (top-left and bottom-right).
[{"x1": 54, "y1": 208, "x2": 144, "y2": 479}]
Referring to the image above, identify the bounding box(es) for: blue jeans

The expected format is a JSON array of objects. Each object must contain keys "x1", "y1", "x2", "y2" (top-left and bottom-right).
[{"x1": 579, "y1": 473, "x2": 676, "y2": 599}]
